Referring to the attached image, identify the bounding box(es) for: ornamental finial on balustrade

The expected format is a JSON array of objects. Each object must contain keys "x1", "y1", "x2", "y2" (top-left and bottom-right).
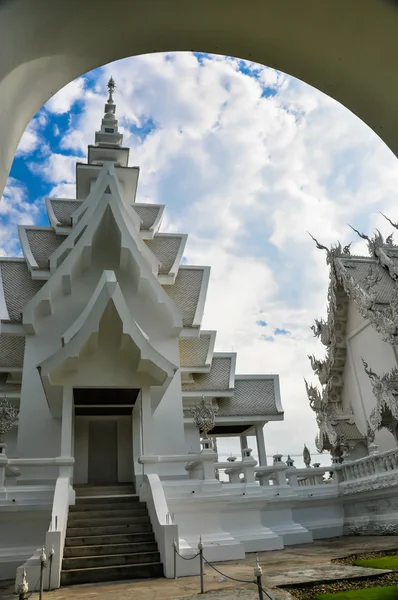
[
  {"x1": 0, "y1": 395, "x2": 18, "y2": 444},
  {"x1": 189, "y1": 395, "x2": 218, "y2": 439},
  {"x1": 303, "y1": 444, "x2": 311, "y2": 468}
]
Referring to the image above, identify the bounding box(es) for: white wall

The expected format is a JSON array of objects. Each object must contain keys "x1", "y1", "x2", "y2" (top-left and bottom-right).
[
  {"x1": 184, "y1": 423, "x2": 200, "y2": 454},
  {"x1": 342, "y1": 299, "x2": 397, "y2": 452}
]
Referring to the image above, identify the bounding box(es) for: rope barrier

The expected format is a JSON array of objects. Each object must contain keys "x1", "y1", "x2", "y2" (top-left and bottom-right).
[
  {"x1": 172, "y1": 540, "x2": 274, "y2": 600},
  {"x1": 174, "y1": 548, "x2": 201, "y2": 561},
  {"x1": 202, "y1": 556, "x2": 256, "y2": 584}
]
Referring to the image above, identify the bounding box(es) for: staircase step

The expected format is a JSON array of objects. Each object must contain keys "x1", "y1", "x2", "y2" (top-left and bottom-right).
[
  {"x1": 68, "y1": 508, "x2": 148, "y2": 520},
  {"x1": 68, "y1": 515, "x2": 150, "y2": 528},
  {"x1": 70, "y1": 501, "x2": 145, "y2": 512},
  {"x1": 60, "y1": 561, "x2": 163, "y2": 586},
  {"x1": 66, "y1": 522, "x2": 152, "y2": 537},
  {"x1": 63, "y1": 551, "x2": 161, "y2": 570},
  {"x1": 76, "y1": 495, "x2": 139, "y2": 504},
  {"x1": 75, "y1": 486, "x2": 135, "y2": 496},
  {"x1": 64, "y1": 541, "x2": 158, "y2": 558},
  {"x1": 65, "y1": 532, "x2": 155, "y2": 547}
]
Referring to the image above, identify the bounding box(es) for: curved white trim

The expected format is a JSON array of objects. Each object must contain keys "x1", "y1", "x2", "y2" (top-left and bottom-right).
[
  {"x1": 0, "y1": 264, "x2": 10, "y2": 321},
  {"x1": 205, "y1": 330, "x2": 217, "y2": 366},
  {"x1": 192, "y1": 266, "x2": 210, "y2": 328},
  {"x1": 150, "y1": 204, "x2": 165, "y2": 234},
  {"x1": 18, "y1": 225, "x2": 39, "y2": 270},
  {"x1": 169, "y1": 233, "x2": 188, "y2": 278},
  {"x1": 45, "y1": 198, "x2": 61, "y2": 229}
]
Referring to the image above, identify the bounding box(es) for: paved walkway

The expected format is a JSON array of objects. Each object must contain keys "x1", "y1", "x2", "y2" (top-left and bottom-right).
[{"x1": 2, "y1": 536, "x2": 398, "y2": 600}]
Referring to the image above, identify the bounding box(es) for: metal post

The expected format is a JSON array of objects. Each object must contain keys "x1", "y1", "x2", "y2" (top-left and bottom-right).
[
  {"x1": 39, "y1": 546, "x2": 47, "y2": 600},
  {"x1": 172, "y1": 538, "x2": 177, "y2": 579},
  {"x1": 254, "y1": 555, "x2": 264, "y2": 600},
  {"x1": 18, "y1": 569, "x2": 28, "y2": 600},
  {"x1": 48, "y1": 545, "x2": 54, "y2": 590},
  {"x1": 198, "y1": 536, "x2": 204, "y2": 594}
]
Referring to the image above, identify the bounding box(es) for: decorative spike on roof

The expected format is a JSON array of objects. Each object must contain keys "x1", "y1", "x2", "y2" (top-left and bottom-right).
[{"x1": 95, "y1": 77, "x2": 123, "y2": 147}]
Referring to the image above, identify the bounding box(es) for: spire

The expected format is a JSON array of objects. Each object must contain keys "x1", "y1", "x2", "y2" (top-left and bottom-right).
[{"x1": 95, "y1": 76, "x2": 123, "y2": 147}]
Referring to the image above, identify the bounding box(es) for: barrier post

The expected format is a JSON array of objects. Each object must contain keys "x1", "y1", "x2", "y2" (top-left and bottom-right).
[
  {"x1": 198, "y1": 536, "x2": 204, "y2": 594},
  {"x1": 172, "y1": 538, "x2": 177, "y2": 579},
  {"x1": 39, "y1": 546, "x2": 47, "y2": 600},
  {"x1": 17, "y1": 569, "x2": 28, "y2": 600},
  {"x1": 48, "y1": 545, "x2": 54, "y2": 590},
  {"x1": 254, "y1": 555, "x2": 264, "y2": 600}
]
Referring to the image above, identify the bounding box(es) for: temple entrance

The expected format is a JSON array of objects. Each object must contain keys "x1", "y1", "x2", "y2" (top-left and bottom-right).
[
  {"x1": 88, "y1": 420, "x2": 118, "y2": 484},
  {"x1": 73, "y1": 388, "x2": 140, "y2": 485}
]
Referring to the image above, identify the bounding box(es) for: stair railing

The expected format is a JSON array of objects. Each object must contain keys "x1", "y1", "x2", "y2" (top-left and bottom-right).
[{"x1": 15, "y1": 457, "x2": 74, "y2": 592}]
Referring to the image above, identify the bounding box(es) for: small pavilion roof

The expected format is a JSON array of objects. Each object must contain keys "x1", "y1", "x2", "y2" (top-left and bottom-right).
[{"x1": 217, "y1": 376, "x2": 283, "y2": 417}]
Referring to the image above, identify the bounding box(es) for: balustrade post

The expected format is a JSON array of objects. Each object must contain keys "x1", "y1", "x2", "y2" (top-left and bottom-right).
[
  {"x1": 0, "y1": 443, "x2": 7, "y2": 488},
  {"x1": 242, "y1": 448, "x2": 256, "y2": 484}
]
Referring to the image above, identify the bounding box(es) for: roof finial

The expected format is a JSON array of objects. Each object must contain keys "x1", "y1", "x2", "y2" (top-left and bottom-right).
[{"x1": 107, "y1": 77, "x2": 116, "y2": 103}]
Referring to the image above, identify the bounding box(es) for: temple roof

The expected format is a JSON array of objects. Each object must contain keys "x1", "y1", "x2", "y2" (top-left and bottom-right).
[
  {"x1": 337, "y1": 256, "x2": 396, "y2": 305},
  {"x1": 0, "y1": 260, "x2": 45, "y2": 323},
  {"x1": 179, "y1": 331, "x2": 215, "y2": 369},
  {"x1": 145, "y1": 234, "x2": 186, "y2": 275},
  {"x1": 217, "y1": 376, "x2": 282, "y2": 417},
  {"x1": 163, "y1": 267, "x2": 209, "y2": 328},
  {"x1": 48, "y1": 198, "x2": 164, "y2": 234},
  {"x1": 182, "y1": 354, "x2": 235, "y2": 393},
  {"x1": 21, "y1": 227, "x2": 66, "y2": 270}
]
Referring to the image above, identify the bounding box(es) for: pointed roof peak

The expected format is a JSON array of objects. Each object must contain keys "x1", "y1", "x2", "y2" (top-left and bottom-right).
[
  {"x1": 94, "y1": 76, "x2": 123, "y2": 147},
  {"x1": 107, "y1": 76, "x2": 116, "y2": 104}
]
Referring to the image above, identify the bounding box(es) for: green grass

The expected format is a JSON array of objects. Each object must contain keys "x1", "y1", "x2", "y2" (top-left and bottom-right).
[
  {"x1": 316, "y1": 585, "x2": 398, "y2": 599},
  {"x1": 353, "y1": 556, "x2": 398, "y2": 570}
]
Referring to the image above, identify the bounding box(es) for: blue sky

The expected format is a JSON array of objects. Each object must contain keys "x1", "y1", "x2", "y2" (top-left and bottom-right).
[{"x1": 3, "y1": 52, "x2": 398, "y2": 464}]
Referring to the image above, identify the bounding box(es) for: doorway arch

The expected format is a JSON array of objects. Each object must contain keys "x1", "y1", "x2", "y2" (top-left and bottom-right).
[{"x1": 1, "y1": 0, "x2": 398, "y2": 197}]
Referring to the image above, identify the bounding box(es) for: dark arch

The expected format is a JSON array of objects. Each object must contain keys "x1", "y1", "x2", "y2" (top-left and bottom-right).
[{"x1": 1, "y1": 0, "x2": 398, "y2": 195}]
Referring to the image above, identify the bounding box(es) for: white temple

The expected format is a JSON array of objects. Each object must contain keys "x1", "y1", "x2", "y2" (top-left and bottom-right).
[
  {"x1": 307, "y1": 226, "x2": 398, "y2": 460},
  {"x1": 2, "y1": 80, "x2": 398, "y2": 590}
]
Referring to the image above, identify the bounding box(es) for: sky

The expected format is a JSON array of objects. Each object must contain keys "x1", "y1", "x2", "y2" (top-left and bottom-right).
[{"x1": 3, "y1": 52, "x2": 398, "y2": 467}]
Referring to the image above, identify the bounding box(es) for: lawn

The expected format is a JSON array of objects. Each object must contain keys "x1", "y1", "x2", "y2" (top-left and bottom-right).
[
  {"x1": 316, "y1": 585, "x2": 398, "y2": 599},
  {"x1": 353, "y1": 555, "x2": 398, "y2": 570}
]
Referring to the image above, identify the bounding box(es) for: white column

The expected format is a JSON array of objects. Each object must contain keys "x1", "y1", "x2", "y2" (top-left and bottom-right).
[
  {"x1": 255, "y1": 424, "x2": 267, "y2": 466},
  {"x1": 240, "y1": 434, "x2": 248, "y2": 454},
  {"x1": 61, "y1": 386, "x2": 73, "y2": 457},
  {"x1": 140, "y1": 387, "x2": 153, "y2": 458}
]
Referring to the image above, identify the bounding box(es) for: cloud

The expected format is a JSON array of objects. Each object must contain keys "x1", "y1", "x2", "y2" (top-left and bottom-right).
[
  {"x1": 4, "y1": 51, "x2": 398, "y2": 465},
  {"x1": 45, "y1": 78, "x2": 86, "y2": 114},
  {"x1": 0, "y1": 178, "x2": 45, "y2": 255}
]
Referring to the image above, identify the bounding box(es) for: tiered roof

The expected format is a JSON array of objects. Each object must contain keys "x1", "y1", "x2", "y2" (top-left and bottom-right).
[
  {"x1": 0, "y1": 79, "x2": 283, "y2": 430},
  {"x1": 308, "y1": 223, "x2": 398, "y2": 454}
]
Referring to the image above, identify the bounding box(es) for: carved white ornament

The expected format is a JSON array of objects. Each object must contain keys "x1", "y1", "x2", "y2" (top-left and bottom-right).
[
  {"x1": 362, "y1": 358, "x2": 398, "y2": 438},
  {"x1": 189, "y1": 396, "x2": 218, "y2": 439}
]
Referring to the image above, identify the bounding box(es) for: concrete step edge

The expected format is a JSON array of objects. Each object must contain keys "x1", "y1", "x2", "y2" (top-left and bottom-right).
[{"x1": 61, "y1": 561, "x2": 163, "y2": 574}]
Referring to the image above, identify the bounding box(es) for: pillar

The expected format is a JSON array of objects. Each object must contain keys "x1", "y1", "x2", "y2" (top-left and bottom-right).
[
  {"x1": 60, "y1": 387, "x2": 73, "y2": 458},
  {"x1": 240, "y1": 434, "x2": 248, "y2": 454},
  {"x1": 140, "y1": 387, "x2": 153, "y2": 457},
  {"x1": 255, "y1": 424, "x2": 267, "y2": 466}
]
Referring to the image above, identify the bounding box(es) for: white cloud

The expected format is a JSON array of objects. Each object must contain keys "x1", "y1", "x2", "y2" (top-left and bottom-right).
[
  {"x1": 0, "y1": 178, "x2": 45, "y2": 255},
  {"x1": 5, "y1": 52, "x2": 398, "y2": 464},
  {"x1": 45, "y1": 78, "x2": 86, "y2": 114}
]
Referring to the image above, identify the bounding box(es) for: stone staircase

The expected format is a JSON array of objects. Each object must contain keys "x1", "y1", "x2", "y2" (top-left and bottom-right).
[{"x1": 61, "y1": 484, "x2": 163, "y2": 586}]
